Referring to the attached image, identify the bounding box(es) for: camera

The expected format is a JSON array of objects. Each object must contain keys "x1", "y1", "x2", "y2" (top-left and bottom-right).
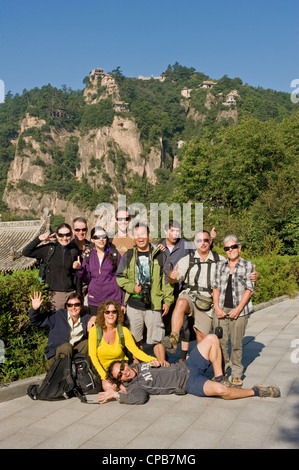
[
  {"x1": 140, "y1": 283, "x2": 151, "y2": 305},
  {"x1": 215, "y1": 325, "x2": 223, "y2": 339}
]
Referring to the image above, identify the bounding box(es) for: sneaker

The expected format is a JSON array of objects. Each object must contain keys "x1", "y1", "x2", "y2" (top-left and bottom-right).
[
  {"x1": 161, "y1": 332, "x2": 179, "y2": 353},
  {"x1": 231, "y1": 377, "x2": 243, "y2": 387},
  {"x1": 254, "y1": 384, "x2": 281, "y2": 398}
]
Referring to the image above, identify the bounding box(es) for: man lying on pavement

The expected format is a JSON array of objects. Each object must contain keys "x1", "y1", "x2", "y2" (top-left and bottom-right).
[{"x1": 97, "y1": 334, "x2": 280, "y2": 405}]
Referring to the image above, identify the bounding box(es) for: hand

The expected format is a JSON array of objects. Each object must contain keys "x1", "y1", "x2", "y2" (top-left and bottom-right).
[
  {"x1": 162, "y1": 304, "x2": 169, "y2": 317},
  {"x1": 168, "y1": 264, "x2": 179, "y2": 283},
  {"x1": 97, "y1": 389, "x2": 118, "y2": 404},
  {"x1": 210, "y1": 226, "x2": 216, "y2": 240},
  {"x1": 150, "y1": 360, "x2": 160, "y2": 367},
  {"x1": 214, "y1": 306, "x2": 226, "y2": 318},
  {"x1": 87, "y1": 315, "x2": 96, "y2": 331},
  {"x1": 156, "y1": 243, "x2": 166, "y2": 252},
  {"x1": 134, "y1": 284, "x2": 142, "y2": 295},
  {"x1": 159, "y1": 360, "x2": 170, "y2": 367},
  {"x1": 121, "y1": 305, "x2": 127, "y2": 314},
  {"x1": 38, "y1": 232, "x2": 56, "y2": 242},
  {"x1": 249, "y1": 265, "x2": 258, "y2": 282},
  {"x1": 82, "y1": 248, "x2": 91, "y2": 258},
  {"x1": 228, "y1": 307, "x2": 240, "y2": 320},
  {"x1": 30, "y1": 291, "x2": 43, "y2": 310},
  {"x1": 73, "y1": 256, "x2": 81, "y2": 270}
]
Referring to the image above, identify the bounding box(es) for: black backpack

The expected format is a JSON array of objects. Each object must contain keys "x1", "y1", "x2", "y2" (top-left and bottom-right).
[
  {"x1": 27, "y1": 353, "x2": 102, "y2": 403},
  {"x1": 184, "y1": 250, "x2": 220, "y2": 293},
  {"x1": 72, "y1": 353, "x2": 102, "y2": 400},
  {"x1": 27, "y1": 355, "x2": 76, "y2": 401}
]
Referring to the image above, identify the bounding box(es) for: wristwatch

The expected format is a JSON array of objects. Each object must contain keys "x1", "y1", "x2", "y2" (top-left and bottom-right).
[{"x1": 116, "y1": 392, "x2": 121, "y2": 401}]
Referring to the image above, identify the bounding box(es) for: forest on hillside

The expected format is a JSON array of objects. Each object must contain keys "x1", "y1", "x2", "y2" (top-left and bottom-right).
[{"x1": 0, "y1": 63, "x2": 298, "y2": 255}]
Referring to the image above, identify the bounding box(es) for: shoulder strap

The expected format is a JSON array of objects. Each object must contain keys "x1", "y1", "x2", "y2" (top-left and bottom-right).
[
  {"x1": 96, "y1": 325, "x2": 103, "y2": 347},
  {"x1": 96, "y1": 324, "x2": 125, "y2": 352},
  {"x1": 111, "y1": 248, "x2": 119, "y2": 271},
  {"x1": 185, "y1": 250, "x2": 220, "y2": 292},
  {"x1": 117, "y1": 324, "x2": 125, "y2": 351},
  {"x1": 211, "y1": 251, "x2": 220, "y2": 262},
  {"x1": 126, "y1": 248, "x2": 134, "y2": 268}
]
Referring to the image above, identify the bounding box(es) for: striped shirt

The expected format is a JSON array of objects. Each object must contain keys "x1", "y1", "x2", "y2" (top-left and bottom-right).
[{"x1": 212, "y1": 257, "x2": 255, "y2": 317}]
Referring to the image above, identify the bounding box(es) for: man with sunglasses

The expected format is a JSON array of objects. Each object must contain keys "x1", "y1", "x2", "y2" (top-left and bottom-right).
[
  {"x1": 71, "y1": 217, "x2": 93, "y2": 256},
  {"x1": 116, "y1": 223, "x2": 174, "y2": 364},
  {"x1": 22, "y1": 223, "x2": 81, "y2": 309},
  {"x1": 112, "y1": 206, "x2": 135, "y2": 257},
  {"x1": 29, "y1": 291, "x2": 91, "y2": 368},
  {"x1": 97, "y1": 333, "x2": 280, "y2": 405},
  {"x1": 161, "y1": 230, "x2": 225, "y2": 354}
]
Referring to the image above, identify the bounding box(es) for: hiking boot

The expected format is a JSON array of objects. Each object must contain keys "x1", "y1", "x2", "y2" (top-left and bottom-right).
[
  {"x1": 212, "y1": 376, "x2": 233, "y2": 387},
  {"x1": 161, "y1": 332, "x2": 179, "y2": 354},
  {"x1": 231, "y1": 377, "x2": 243, "y2": 387},
  {"x1": 254, "y1": 384, "x2": 281, "y2": 398}
]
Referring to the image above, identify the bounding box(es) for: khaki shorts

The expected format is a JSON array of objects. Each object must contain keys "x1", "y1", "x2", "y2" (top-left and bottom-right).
[
  {"x1": 126, "y1": 305, "x2": 165, "y2": 345},
  {"x1": 179, "y1": 293, "x2": 213, "y2": 335}
]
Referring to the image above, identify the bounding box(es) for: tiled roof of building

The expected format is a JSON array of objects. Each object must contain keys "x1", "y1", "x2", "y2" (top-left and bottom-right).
[{"x1": 0, "y1": 210, "x2": 51, "y2": 273}]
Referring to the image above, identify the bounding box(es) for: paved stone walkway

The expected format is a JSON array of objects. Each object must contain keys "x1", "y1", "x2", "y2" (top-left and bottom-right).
[{"x1": 0, "y1": 297, "x2": 298, "y2": 450}]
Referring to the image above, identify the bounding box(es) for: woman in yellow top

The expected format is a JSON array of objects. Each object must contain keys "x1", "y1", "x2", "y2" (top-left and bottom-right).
[{"x1": 88, "y1": 300, "x2": 158, "y2": 384}]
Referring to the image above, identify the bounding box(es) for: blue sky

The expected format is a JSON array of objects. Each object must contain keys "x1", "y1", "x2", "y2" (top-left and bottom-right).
[{"x1": 1, "y1": 0, "x2": 298, "y2": 96}]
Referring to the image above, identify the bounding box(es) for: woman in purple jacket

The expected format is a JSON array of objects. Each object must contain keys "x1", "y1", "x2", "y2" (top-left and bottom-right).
[{"x1": 76, "y1": 226, "x2": 124, "y2": 315}]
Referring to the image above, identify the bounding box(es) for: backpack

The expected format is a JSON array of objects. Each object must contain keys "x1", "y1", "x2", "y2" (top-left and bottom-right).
[
  {"x1": 184, "y1": 250, "x2": 220, "y2": 294},
  {"x1": 72, "y1": 353, "x2": 102, "y2": 402},
  {"x1": 85, "y1": 247, "x2": 119, "y2": 271},
  {"x1": 27, "y1": 355, "x2": 76, "y2": 401},
  {"x1": 96, "y1": 323, "x2": 125, "y2": 353},
  {"x1": 27, "y1": 353, "x2": 102, "y2": 404}
]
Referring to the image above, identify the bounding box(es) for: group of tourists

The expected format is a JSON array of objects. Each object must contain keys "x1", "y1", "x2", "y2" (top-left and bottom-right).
[{"x1": 23, "y1": 207, "x2": 281, "y2": 405}]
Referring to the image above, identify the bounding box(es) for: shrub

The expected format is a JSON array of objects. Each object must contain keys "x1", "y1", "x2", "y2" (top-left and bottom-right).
[
  {"x1": 0, "y1": 270, "x2": 49, "y2": 384},
  {"x1": 250, "y1": 255, "x2": 299, "y2": 304}
]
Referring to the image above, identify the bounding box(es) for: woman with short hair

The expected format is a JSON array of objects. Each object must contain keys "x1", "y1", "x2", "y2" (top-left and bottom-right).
[{"x1": 212, "y1": 234, "x2": 255, "y2": 387}]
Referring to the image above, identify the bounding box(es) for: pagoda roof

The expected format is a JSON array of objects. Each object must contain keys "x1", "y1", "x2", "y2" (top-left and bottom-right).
[{"x1": 0, "y1": 210, "x2": 50, "y2": 273}]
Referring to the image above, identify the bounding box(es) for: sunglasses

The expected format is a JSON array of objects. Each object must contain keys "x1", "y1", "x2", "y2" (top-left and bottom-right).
[
  {"x1": 196, "y1": 238, "x2": 210, "y2": 243},
  {"x1": 74, "y1": 228, "x2": 87, "y2": 232},
  {"x1": 57, "y1": 232, "x2": 72, "y2": 238},
  {"x1": 116, "y1": 361, "x2": 126, "y2": 381},
  {"x1": 117, "y1": 217, "x2": 130, "y2": 221},
  {"x1": 104, "y1": 310, "x2": 118, "y2": 314},
  {"x1": 67, "y1": 302, "x2": 81, "y2": 308},
  {"x1": 224, "y1": 244, "x2": 239, "y2": 252},
  {"x1": 92, "y1": 234, "x2": 107, "y2": 240}
]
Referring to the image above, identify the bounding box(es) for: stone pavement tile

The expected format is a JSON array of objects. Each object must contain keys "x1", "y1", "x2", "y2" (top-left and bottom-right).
[
  {"x1": 34, "y1": 421, "x2": 101, "y2": 449},
  {"x1": 262, "y1": 378, "x2": 299, "y2": 449},
  {"x1": 80, "y1": 395, "x2": 184, "y2": 449},
  {"x1": 25, "y1": 403, "x2": 91, "y2": 438},
  {"x1": 0, "y1": 429, "x2": 49, "y2": 449}
]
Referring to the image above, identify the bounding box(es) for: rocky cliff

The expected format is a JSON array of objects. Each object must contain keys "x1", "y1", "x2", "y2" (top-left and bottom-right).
[{"x1": 2, "y1": 69, "x2": 241, "y2": 225}]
